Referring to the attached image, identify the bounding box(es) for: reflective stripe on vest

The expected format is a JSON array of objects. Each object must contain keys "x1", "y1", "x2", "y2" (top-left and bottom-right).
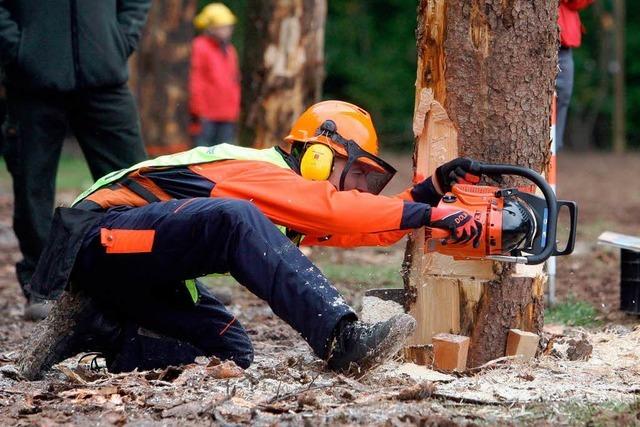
[
  {"x1": 74, "y1": 144, "x2": 299, "y2": 240},
  {"x1": 73, "y1": 144, "x2": 290, "y2": 206}
]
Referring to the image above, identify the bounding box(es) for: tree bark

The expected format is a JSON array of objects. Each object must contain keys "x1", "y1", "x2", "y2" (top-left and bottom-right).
[
  {"x1": 17, "y1": 292, "x2": 94, "y2": 380},
  {"x1": 132, "y1": 0, "x2": 197, "y2": 156},
  {"x1": 241, "y1": 0, "x2": 326, "y2": 148},
  {"x1": 404, "y1": 0, "x2": 557, "y2": 367}
]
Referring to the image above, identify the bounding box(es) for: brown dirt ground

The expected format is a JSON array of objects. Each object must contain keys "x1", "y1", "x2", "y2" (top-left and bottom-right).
[{"x1": 0, "y1": 151, "x2": 639, "y2": 425}]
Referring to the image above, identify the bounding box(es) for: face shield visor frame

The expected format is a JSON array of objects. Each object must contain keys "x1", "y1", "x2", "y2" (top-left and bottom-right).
[{"x1": 314, "y1": 122, "x2": 397, "y2": 195}]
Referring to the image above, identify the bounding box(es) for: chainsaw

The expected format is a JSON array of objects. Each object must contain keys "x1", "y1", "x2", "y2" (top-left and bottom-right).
[{"x1": 425, "y1": 163, "x2": 577, "y2": 265}]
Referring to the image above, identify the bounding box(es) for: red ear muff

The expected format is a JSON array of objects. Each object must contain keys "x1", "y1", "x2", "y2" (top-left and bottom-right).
[{"x1": 300, "y1": 144, "x2": 334, "y2": 181}]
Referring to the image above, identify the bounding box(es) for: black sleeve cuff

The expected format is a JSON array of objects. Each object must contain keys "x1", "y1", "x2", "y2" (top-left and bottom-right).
[
  {"x1": 410, "y1": 177, "x2": 442, "y2": 207},
  {"x1": 400, "y1": 201, "x2": 432, "y2": 229}
]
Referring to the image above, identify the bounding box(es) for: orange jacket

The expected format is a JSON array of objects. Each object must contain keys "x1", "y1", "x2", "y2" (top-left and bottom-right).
[
  {"x1": 85, "y1": 159, "x2": 429, "y2": 248},
  {"x1": 189, "y1": 35, "x2": 241, "y2": 121},
  {"x1": 558, "y1": 0, "x2": 594, "y2": 48}
]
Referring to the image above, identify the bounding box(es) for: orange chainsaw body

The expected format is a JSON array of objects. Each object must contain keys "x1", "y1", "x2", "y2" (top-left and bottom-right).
[{"x1": 425, "y1": 184, "x2": 505, "y2": 259}]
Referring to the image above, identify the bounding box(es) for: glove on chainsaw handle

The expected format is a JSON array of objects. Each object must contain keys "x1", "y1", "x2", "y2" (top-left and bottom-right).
[
  {"x1": 428, "y1": 206, "x2": 482, "y2": 248},
  {"x1": 432, "y1": 157, "x2": 481, "y2": 195}
]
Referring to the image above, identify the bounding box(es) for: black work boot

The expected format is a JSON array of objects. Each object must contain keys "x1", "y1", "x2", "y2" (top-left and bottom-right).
[
  {"x1": 326, "y1": 314, "x2": 416, "y2": 374},
  {"x1": 34, "y1": 295, "x2": 122, "y2": 372},
  {"x1": 107, "y1": 324, "x2": 206, "y2": 373}
]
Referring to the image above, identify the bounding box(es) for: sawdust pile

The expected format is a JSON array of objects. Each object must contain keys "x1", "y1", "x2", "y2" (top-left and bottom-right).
[{"x1": 359, "y1": 296, "x2": 404, "y2": 324}]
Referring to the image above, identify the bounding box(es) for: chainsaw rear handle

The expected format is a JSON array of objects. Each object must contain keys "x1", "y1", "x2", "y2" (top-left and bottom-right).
[{"x1": 470, "y1": 162, "x2": 557, "y2": 265}]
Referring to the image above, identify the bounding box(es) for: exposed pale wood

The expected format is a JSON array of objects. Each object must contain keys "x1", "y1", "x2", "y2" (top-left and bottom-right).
[
  {"x1": 241, "y1": 0, "x2": 326, "y2": 148},
  {"x1": 423, "y1": 253, "x2": 495, "y2": 280}
]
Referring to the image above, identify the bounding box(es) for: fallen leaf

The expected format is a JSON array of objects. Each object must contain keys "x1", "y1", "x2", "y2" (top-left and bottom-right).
[
  {"x1": 158, "y1": 365, "x2": 185, "y2": 382},
  {"x1": 56, "y1": 365, "x2": 87, "y2": 385},
  {"x1": 396, "y1": 381, "x2": 436, "y2": 401},
  {"x1": 297, "y1": 391, "x2": 318, "y2": 409},
  {"x1": 206, "y1": 360, "x2": 244, "y2": 379}
]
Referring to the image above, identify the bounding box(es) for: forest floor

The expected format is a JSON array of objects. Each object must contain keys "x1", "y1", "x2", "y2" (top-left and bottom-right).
[{"x1": 0, "y1": 151, "x2": 639, "y2": 426}]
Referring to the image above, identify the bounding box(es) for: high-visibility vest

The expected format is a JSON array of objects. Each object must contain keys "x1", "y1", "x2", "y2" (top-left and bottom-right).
[
  {"x1": 73, "y1": 143, "x2": 291, "y2": 206},
  {"x1": 73, "y1": 144, "x2": 298, "y2": 304}
]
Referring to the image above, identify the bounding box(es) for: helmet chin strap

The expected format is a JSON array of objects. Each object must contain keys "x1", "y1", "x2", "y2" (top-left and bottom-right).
[{"x1": 339, "y1": 157, "x2": 356, "y2": 191}]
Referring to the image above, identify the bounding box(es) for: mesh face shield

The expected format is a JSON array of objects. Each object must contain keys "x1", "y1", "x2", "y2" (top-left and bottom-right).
[
  {"x1": 338, "y1": 139, "x2": 397, "y2": 194},
  {"x1": 315, "y1": 121, "x2": 397, "y2": 195}
]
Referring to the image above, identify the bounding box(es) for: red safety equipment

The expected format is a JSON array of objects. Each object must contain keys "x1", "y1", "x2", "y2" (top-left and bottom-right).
[
  {"x1": 285, "y1": 101, "x2": 379, "y2": 157},
  {"x1": 284, "y1": 101, "x2": 396, "y2": 194}
]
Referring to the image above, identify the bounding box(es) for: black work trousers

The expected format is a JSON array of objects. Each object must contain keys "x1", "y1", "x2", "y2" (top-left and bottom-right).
[
  {"x1": 72, "y1": 198, "x2": 355, "y2": 369},
  {"x1": 2, "y1": 84, "x2": 147, "y2": 299}
]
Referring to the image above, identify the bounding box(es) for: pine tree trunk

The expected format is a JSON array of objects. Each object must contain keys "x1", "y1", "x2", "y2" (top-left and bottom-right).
[
  {"x1": 404, "y1": 0, "x2": 557, "y2": 367},
  {"x1": 240, "y1": 0, "x2": 326, "y2": 148},
  {"x1": 132, "y1": 0, "x2": 197, "y2": 156}
]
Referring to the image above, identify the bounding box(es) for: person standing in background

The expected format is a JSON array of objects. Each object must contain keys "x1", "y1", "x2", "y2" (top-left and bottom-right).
[
  {"x1": 189, "y1": 3, "x2": 241, "y2": 147},
  {"x1": 0, "y1": 0, "x2": 151, "y2": 320},
  {"x1": 556, "y1": 0, "x2": 594, "y2": 150}
]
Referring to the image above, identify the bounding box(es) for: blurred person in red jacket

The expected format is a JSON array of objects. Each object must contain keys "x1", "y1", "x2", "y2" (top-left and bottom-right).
[
  {"x1": 189, "y1": 3, "x2": 240, "y2": 147},
  {"x1": 556, "y1": 0, "x2": 594, "y2": 150}
]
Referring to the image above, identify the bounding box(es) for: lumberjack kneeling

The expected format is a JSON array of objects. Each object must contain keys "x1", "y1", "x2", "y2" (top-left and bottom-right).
[{"x1": 24, "y1": 101, "x2": 482, "y2": 376}]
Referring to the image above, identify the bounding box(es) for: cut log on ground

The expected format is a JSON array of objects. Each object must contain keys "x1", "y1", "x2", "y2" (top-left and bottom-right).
[{"x1": 17, "y1": 291, "x2": 93, "y2": 380}]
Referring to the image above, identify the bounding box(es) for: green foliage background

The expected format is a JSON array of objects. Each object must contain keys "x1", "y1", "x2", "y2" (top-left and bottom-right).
[{"x1": 202, "y1": 1, "x2": 637, "y2": 151}]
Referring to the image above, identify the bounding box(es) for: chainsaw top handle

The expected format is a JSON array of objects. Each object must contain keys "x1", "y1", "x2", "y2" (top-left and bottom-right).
[{"x1": 470, "y1": 161, "x2": 557, "y2": 265}]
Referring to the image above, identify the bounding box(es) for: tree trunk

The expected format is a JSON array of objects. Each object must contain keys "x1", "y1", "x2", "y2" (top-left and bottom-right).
[
  {"x1": 132, "y1": 0, "x2": 197, "y2": 156},
  {"x1": 404, "y1": 0, "x2": 557, "y2": 367},
  {"x1": 240, "y1": 0, "x2": 326, "y2": 148}
]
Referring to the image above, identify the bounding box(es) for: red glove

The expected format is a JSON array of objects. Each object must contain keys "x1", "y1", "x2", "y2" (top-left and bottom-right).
[{"x1": 429, "y1": 206, "x2": 482, "y2": 247}]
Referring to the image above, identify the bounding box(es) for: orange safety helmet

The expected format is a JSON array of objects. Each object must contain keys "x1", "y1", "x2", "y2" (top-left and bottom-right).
[
  {"x1": 284, "y1": 101, "x2": 396, "y2": 194},
  {"x1": 284, "y1": 100, "x2": 379, "y2": 158}
]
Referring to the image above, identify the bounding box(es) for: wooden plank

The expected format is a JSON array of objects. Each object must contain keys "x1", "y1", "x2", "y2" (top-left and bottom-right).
[{"x1": 598, "y1": 231, "x2": 640, "y2": 252}]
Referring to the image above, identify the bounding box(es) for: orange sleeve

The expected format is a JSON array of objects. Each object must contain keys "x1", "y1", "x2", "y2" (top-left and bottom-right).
[
  {"x1": 300, "y1": 229, "x2": 410, "y2": 248},
  {"x1": 208, "y1": 163, "x2": 408, "y2": 236},
  {"x1": 393, "y1": 188, "x2": 415, "y2": 202}
]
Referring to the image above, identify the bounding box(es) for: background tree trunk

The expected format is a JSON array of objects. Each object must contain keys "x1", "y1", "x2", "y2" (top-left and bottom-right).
[
  {"x1": 131, "y1": 0, "x2": 197, "y2": 156},
  {"x1": 240, "y1": 0, "x2": 326, "y2": 148},
  {"x1": 404, "y1": 0, "x2": 557, "y2": 367}
]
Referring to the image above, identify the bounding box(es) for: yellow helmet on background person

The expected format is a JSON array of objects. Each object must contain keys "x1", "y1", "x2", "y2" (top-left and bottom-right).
[
  {"x1": 194, "y1": 3, "x2": 237, "y2": 31},
  {"x1": 283, "y1": 100, "x2": 396, "y2": 194}
]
